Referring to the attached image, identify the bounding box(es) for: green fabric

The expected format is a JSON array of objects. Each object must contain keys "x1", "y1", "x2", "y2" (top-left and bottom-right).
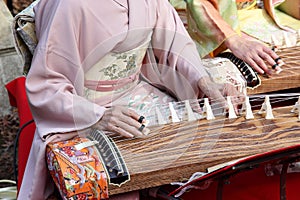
[
  {"x1": 186, "y1": 0, "x2": 239, "y2": 57},
  {"x1": 170, "y1": 0, "x2": 299, "y2": 57},
  {"x1": 169, "y1": 0, "x2": 186, "y2": 9},
  {"x1": 218, "y1": 0, "x2": 240, "y2": 29}
]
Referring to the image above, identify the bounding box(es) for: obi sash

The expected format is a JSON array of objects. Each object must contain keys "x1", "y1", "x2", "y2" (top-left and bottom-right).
[{"x1": 83, "y1": 34, "x2": 151, "y2": 102}]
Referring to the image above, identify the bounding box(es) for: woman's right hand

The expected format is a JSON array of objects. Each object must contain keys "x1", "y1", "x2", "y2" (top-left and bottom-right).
[
  {"x1": 93, "y1": 106, "x2": 149, "y2": 138},
  {"x1": 197, "y1": 76, "x2": 245, "y2": 114}
]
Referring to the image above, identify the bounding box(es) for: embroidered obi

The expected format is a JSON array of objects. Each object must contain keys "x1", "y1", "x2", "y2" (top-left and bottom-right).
[
  {"x1": 83, "y1": 34, "x2": 176, "y2": 125},
  {"x1": 84, "y1": 35, "x2": 151, "y2": 101}
]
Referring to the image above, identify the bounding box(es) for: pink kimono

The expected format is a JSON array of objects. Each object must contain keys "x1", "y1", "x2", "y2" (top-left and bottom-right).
[{"x1": 20, "y1": 0, "x2": 209, "y2": 199}]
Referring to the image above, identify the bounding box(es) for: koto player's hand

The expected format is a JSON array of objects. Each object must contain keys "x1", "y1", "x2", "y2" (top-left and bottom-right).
[{"x1": 93, "y1": 106, "x2": 149, "y2": 138}]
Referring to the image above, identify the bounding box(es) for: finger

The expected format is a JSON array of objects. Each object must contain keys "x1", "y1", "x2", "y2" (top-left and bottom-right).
[
  {"x1": 99, "y1": 108, "x2": 134, "y2": 130},
  {"x1": 264, "y1": 46, "x2": 280, "y2": 60},
  {"x1": 231, "y1": 95, "x2": 245, "y2": 114},
  {"x1": 114, "y1": 109, "x2": 150, "y2": 136},
  {"x1": 274, "y1": 57, "x2": 284, "y2": 66},
  {"x1": 198, "y1": 77, "x2": 228, "y2": 111},
  {"x1": 119, "y1": 110, "x2": 144, "y2": 128},
  {"x1": 116, "y1": 120, "x2": 145, "y2": 137},
  {"x1": 246, "y1": 55, "x2": 269, "y2": 75},
  {"x1": 137, "y1": 124, "x2": 150, "y2": 137},
  {"x1": 123, "y1": 108, "x2": 147, "y2": 123},
  {"x1": 137, "y1": 116, "x2": 145, "y2": 123},
  {"x1": 190, "y1": 99, "x2": 202, "y2": 114},
  {"x1": 254, "y1": 53, "x2": 271, "y2": 71},
  {"x1": 245, "y1": 58, "x2": 264, "y2": 74},
  {"x1": 106, "y1": 117, "x2": 142, "y2": 138},
  {"x1": 128, "y1": 118, "x2": 150, "y2": 136},
  {"x1": 106, "y1": 122, "x2": 134, "y2": 138},
  {"x1": 263, "y1": 48, "x2": 284, "y2": 73},
  {"x1": 223, "y1": 85, "x2": 244, "y2": 114},
  {"x1": 208, "y1": 89, "x2": 228, "y2": 113},
  {"x1": 123, "y1": 108, "x2": 138, "y2": 119}
]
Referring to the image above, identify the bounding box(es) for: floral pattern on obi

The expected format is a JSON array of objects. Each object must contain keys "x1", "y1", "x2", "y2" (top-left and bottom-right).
[
  {"x1": 83, "y1": 33, "x2": 180, "y2": 125},
  {"x1": 99, "y1": 54, "x2": 137, "y2": 80},
  {"x1": 84, "y1": 36, "x2": 151, "y2": 101}
]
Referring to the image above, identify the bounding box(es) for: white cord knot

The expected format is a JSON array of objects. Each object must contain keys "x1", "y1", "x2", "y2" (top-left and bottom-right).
[{"x1": 171, "y1": 172, "x2": 208, "y2": 198}]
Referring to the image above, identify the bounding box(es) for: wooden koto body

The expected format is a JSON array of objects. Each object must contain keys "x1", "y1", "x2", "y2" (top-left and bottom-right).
[
  {"x1": 248, "y1": 46, "x2": 300, "y2": 94},
  {"x1": 108, "y1": 103, "x2": 300, "y2": 195}
]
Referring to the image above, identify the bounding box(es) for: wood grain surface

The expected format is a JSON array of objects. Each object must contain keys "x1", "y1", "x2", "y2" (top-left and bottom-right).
[{"x1": 108, "y1": 104, "x2": 300, "y2": 194}]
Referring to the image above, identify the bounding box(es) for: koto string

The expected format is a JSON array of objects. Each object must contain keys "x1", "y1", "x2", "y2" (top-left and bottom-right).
[
  {"x1": 124, "y1": 121, "x2": 300, "y2": 169},
  {"x1": 123, "y1": 126, "x2": 300, "y2": 171},
  {"x1": 100, "y1": 47, "x2": 300, "y2": 170},
  {"x1": 276, "y1": 46, "x2": 300, "y2": 67},
  {"x1": 106, "y1": 93, "x2": 300, "y2": 138},
  {"x1": 117, "y1": 114, "x2": 298, "y2": 160},
  {"x1": 114, "y1": 106, "x2": 297, "y2": 148},
  {"x1": 108, "y1": 94, "x2": 300, "y2": 143},
  {"x1": 103, "y1": 107, "x2": 300, "y2": 169},
  {"x1": 94, "y1": 94, "x2": 300, "y2": 167}
]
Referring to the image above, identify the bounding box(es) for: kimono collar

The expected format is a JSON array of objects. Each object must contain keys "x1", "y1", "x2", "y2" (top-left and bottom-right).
[
  {"x1": 113, "y1": 0, "x2": 128, "y2": 9},
  {"x1": 113, "y1": 0, "x2": 153, "y2": 52}
]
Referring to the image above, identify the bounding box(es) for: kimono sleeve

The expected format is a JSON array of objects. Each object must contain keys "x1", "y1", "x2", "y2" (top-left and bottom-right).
[
  {"x1": 186, "y1": 0, "x2": 240, "y2": 57},
  {"x1": 25, "y1": 0, "x2": 105, "y2": 139},
  {"x1": 143, "y1": 0, "x2": 208, "y2": 101}
]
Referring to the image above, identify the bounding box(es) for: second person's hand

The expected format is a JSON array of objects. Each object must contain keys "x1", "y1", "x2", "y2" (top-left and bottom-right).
[{"x1": 224, "y1": 34, "x2": 284, "y2": 75}]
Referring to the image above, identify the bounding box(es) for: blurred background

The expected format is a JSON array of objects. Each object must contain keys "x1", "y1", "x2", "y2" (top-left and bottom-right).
[
  {"x1": 0, "y1": 0, "x2": 33, "y2": 189},
  {"x1": 4, "y1": 0, "x2": 33, "y2": 16}
]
